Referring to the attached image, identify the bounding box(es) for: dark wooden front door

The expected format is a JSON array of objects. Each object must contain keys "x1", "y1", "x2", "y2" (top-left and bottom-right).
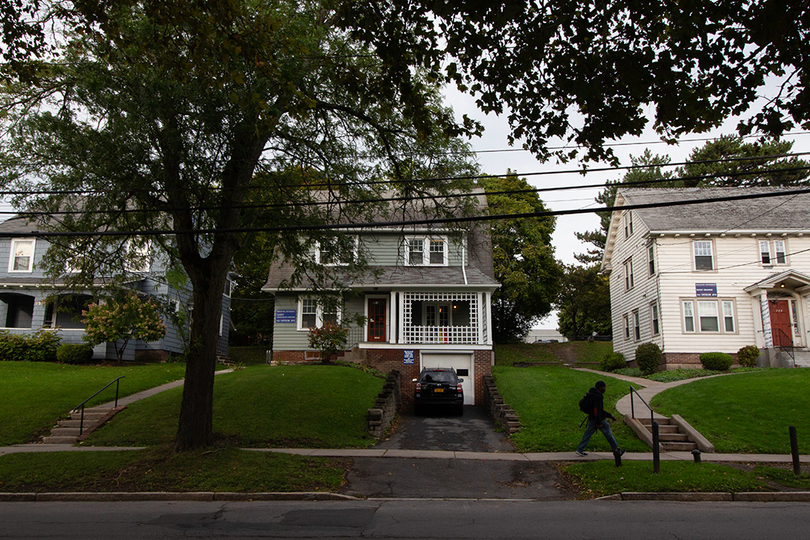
[
  {"x1": 367, "y1": 298, "x2": 387, "y2": 342},
  {"x1": 770, "y1": 300, "x2": 793, "y2": 347}
]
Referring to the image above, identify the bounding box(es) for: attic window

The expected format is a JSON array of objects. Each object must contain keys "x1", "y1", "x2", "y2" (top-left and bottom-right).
[
  {"x1": 624, "y1": 211, "x2": 633, "y2": 238},
  {"x1": 317, "y1": 236, "x2": 357, "y2": 266},
  {"x1": 9, "y1": 239, "x2": 35, "y2": 273},
  {"x1": 405, "y1": 236, "x2": 448, "y2": 266}
]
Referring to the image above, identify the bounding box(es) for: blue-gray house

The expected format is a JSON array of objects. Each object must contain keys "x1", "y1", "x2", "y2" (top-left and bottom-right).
[{"x1": 0, "y1": 215, "x2": 231, "y2": 361}]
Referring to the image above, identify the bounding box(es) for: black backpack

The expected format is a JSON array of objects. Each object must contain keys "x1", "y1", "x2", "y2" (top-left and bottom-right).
[{"x1": 578, "y1": 391, "x2": 594, "y2": 415}]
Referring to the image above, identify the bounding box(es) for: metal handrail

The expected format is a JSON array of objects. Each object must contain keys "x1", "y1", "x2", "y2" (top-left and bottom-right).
[
  {"x1": 630, "y1": 385, "x2": 655, "y2": 425},
  {"x1": 71, "y1": 376, "x2": 124, "y2": 435},
  {"x1": 630, "y1": 384, "x2": 660, "y2": 473},
  {"x1": 776, "y1": 328, "x2": 795, "y2": 360}
]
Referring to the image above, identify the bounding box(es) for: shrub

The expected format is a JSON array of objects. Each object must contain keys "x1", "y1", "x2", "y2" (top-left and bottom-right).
[
  {"x1": 57, "y1": 343, "x2": 95, "y2": 365},
  {"x1": 307, "y1": 323, "x2": 349, "y2": 363},
  {"x1": 599, "y1": 352, "x2": 626, "y2": 372},
  {"x1": 737, "y1": 345, "x2": 760, "y2": 368},
  {"x1": 700, "y1": 351, "x2": 733, "y2": 371},
  {"x1": 635, "y1": 343, "x2": 662, "y2": 375},
  {"x1": 0, "y1": 330, "x2": 61, "y2": 362}
]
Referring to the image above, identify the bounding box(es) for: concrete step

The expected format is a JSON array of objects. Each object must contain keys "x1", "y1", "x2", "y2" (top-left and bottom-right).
[
  {"x1": 41, "y1": 435, "x2": 79, "y2": 444},
  {"x1": 639, "y1": 418, "x2": 673, "y2": 426},
  {"x1": 42, "y1": 406, "x2": 124, "y2": 444},
  {"x1": 659, "y1": 432, "x2": 690, "y2": 442},
  {"x1": 49, "y1": 427, "x2": 82, "y2": 437},
  {"x1": 663, "y1": 441, "x2": 698, "y2": 451}
]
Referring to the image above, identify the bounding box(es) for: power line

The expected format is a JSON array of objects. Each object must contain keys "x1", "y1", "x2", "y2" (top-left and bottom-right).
[
  {"x1": 3, "y1": 151, "x2": 809, "y2": 202},
  {"x1": 3, "y1": 163, "x2": 809, "y2": 219},
  {"x1": 7, "y1": 186, "x2": 810, "y2": 238}
]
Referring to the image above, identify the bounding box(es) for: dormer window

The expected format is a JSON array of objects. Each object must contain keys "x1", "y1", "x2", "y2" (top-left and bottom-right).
[
  {"x1": 405, "y1": 236, "x2": 448, "y2": 266},
  {"x1": 9, "y1": 239, "x2": 35, "y2": 272},
  {"x1": 317, "y1": 236, "x2": 357, "y2": 266}
]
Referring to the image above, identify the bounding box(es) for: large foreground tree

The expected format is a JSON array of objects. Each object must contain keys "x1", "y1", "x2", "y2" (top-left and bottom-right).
[{"x1": 0, "y1": 1, "x2": 476, "y2": 451}]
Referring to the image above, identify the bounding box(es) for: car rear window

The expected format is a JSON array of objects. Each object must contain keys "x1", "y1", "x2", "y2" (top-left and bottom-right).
[{"x1": 421, "y1": 371, "x2": 456, "y2": 384}]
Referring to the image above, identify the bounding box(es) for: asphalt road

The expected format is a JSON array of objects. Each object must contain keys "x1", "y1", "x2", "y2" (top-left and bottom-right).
[
  {"x1": 340, "y1": 406, "x2": 578, "y2": 500},
  {"x1": 3, "y1": 499, "x2": 810, "y2": 539}
]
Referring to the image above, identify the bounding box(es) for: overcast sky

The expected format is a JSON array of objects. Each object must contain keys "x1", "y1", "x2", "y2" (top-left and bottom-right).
[{"x1": 445, "y1": 87, "x2": 810, "y2": 330}]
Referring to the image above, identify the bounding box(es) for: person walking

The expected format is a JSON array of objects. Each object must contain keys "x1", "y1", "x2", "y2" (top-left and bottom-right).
[{"x1": 576, "y1": 380, "x2": 625, "y2": 457}]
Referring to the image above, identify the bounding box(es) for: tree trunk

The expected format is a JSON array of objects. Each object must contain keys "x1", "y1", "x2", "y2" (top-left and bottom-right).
[{"x1": 174, "y1": 263, "x2": 229, "y2": 452}]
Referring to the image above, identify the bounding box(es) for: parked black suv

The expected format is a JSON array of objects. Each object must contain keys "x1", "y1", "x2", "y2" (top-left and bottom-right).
[{"x1": 413, "y1": 367, "x2": 464, "y2": 415}]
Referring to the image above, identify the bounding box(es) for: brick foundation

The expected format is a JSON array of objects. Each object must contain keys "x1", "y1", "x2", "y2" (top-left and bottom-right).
[
  {"x1": 627, "y1": 352, "x2": 741, "y2": 371},
  {"x1": 272, "y1": 347, "x2": 493, "y2": 405}
]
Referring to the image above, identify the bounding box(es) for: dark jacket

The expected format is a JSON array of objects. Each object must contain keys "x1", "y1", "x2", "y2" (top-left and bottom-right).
[{"x1": 587, "y1": 387, "x2": 613, "y2": 424}]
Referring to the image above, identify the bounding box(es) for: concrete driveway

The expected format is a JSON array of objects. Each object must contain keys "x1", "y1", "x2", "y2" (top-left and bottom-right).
[{"x1": 339, "y1": 407, "x2": 578, "y2": 500}]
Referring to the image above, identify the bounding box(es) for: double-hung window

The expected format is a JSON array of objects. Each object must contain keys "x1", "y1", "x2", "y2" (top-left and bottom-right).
[
  {"x1": 318, "y1": 236, "x2": 357, "y2": 266},
  {"x1": 624, "y1": 211, "x2": 633, "y2": 238},
  {"x1": 693, "y1": 240, "x2": 714, "y2": 271},
  {"x1": 647, "y1": 244, "x2": 656, "y2": 276},
  {"x1": 405, "y1": 236, "x2": 448, "y2": 266},
  {"x1": 9, "y1": 239, "x2": 35, "y2": 272},
  {"x1": 633, "y1": 311, "x2": 641, "y2": 340},
  {"x1": 624, "y1": 259, "x2": 634, "y2": 290},
  {"x1": 651, "y1": 302, "x2": 660, "y2": 335},
  {"x1": 298, "y1": 298, "x2": 340, "y2": 330},
  {"x1": 759, "y1": 239, "x2": 787, "y2": 266},
  {"x1": 682, "y1": 299, "x2": 736, "y2": 334},
  {"x1": 623, "y1": 314, "x2": 631, "y2": 340}
]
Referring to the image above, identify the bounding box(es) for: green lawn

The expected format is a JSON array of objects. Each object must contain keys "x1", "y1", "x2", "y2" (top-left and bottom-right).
[
  {"x1": 495, "y1": 341, "x2": 613, "y2": 367},
  {"x1": 652, "y1": 369, "x2": 810, "y2": 454},
  {"x1": 0, "y1": 362, "x2": 187, "y2": 445},
  {"x1": 0, "y1": 446, "x2": 346, "y2": 493},
  {"x1": 84, "y1": 364, "x2": 384, "y2": 448},
  {"x1": 562, "y1": 460, "x2": 809, "y2": 499},
  {"x1": 493, "y1": 365, "x2": 649, "y2": 453}
]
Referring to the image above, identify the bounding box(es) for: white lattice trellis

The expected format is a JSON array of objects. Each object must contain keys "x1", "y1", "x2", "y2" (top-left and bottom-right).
[{"x1": 402, "y1": 292, "x2": 481, "y2": 344}]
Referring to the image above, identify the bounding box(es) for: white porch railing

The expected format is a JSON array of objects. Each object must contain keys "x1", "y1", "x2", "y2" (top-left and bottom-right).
[{"x1": 403, "y1": 325, "x2": 479, "y2": 345}]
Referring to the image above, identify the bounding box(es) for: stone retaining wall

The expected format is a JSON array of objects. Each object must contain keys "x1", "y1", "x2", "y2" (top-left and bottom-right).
[
  {"x1": 482, "y1": 375, "x2": 520, "y2": 434},
  {"x1": 366, "y1": 371, "x2": 401, "y2": 439}
]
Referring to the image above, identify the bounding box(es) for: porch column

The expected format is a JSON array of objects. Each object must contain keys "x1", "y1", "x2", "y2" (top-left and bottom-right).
[
  {"x1": 758, "y1": 290, "x2": 773, "y2": 348},
  {"x1": 485, "y1": 291, "x2": 493, "y2": 346},
  {"x1": 389, "y1": 291, "x2": 397, "y2": 344}
]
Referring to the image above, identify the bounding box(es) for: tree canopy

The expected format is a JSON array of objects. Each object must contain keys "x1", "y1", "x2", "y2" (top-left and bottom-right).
[
  {"x1": 341, "y1": 0, "x2": 809, "y2": 164},
  {"x1": 481, "y1": 172, "x2": 561, "y2": 343},
  {"x1": 0, "y1": 0, "x2": 477, "y2": 451}
]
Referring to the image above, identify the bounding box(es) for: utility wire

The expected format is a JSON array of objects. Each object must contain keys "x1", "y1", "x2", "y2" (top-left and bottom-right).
[
  {"x1": 3, "y1": 151, "x2": 809, "y2": 200},
  {"x1": 3, "y1": 164, "x2": 810, "y2": 219},
  {"x1": 7, "y1": 186, "x2": 810, "y2": 238}
]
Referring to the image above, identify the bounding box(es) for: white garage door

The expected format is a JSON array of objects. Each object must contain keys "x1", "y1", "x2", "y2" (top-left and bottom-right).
[{"x1": 420, "y1": 353, "x2": 474, "y2": 405}]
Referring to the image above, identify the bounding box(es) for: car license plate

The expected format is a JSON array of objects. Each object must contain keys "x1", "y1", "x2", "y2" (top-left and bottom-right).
[{"x1": 434, "y1": 388, "x2": 444, "y2": 393}]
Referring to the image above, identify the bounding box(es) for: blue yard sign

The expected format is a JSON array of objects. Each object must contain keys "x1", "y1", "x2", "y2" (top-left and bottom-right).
[{"x1": 403, "y1": 350, "x2": 415, "y2": 364}]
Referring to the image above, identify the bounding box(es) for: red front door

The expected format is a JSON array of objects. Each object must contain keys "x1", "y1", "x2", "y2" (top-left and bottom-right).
[
  {"x1": 367, "y1": 298, "x2": 387, "y2": 342},
  {"x1": 770, "y1": 300, "x2": 793, "y2": 347}
]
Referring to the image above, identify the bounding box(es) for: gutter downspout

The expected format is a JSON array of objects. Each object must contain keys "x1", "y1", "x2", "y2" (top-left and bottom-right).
[{"x1": 462, "y1": 237, "x2": 468, "y2": 285}]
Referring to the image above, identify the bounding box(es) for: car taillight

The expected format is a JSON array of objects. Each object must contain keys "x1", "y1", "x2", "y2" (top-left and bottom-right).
[
  {"x1": 415, "y1": 382, "x2": 421, "y2": 391},
  {"x1": 457, "y1": 383, "x2": 463, "y2": 393}
]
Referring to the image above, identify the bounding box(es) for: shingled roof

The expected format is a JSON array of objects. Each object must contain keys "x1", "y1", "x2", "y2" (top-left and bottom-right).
[
  {"x1": 621, "y1": 187, "x2": 810, "y2": 232},
  {"x1": 602, "y1": 187, "x2": 810, "y2": 270},
  {"x1": 262, "y1": 188, "x2": 498, "y2": 292}
]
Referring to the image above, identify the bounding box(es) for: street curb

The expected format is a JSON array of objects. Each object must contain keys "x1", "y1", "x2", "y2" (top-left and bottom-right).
[
  {"x1": 0, "y1": 492, "x2": 362, "y2": 502},
  {"x1": 3, "y1": 491, "x2": 810, "y2": 502},
  {"x1": 619, "y1": 491, "x2": 810, "y2": 502}
]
